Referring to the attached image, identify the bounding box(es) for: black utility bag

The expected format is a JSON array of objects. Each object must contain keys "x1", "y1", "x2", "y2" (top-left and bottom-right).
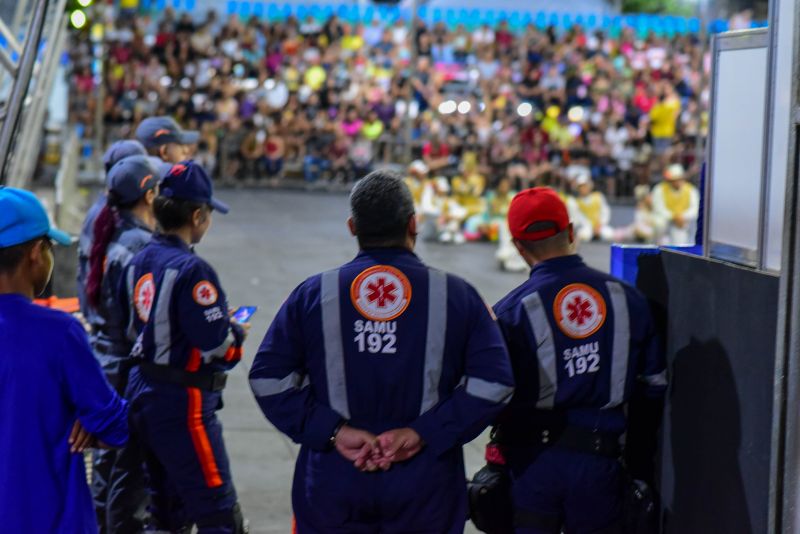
[{"x1": 467, "y1": 462, "x2": 514, "y2": 534}]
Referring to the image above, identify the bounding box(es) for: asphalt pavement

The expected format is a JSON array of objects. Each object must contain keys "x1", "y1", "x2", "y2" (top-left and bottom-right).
[{"x1": 198, "y1": 188, "x2": 623, "y2": 533}]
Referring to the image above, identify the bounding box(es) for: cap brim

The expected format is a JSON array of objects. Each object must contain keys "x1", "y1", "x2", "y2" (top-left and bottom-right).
[
  {"x1": 178, "y1": 131, "x2": 200, "y2": 145},
  {"x1": 210, "y1": 198, "x2": 230, "y2": 214},
  {"x1": 47, "y1": 228, "x2": 74, "y2": 246}
]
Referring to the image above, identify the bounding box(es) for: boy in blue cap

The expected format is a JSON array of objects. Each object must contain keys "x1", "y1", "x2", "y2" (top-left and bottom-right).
[
  {"x1": 119, "y1": 161, "x2": 248, "y2": 533},
  {"x1": 0, "y1": 188, "x2": 129, "y2": 532},
  {"x1": 87, "y1": 155, "x2": 160, "y2": 533},
  {"x1": 136, "y1": 116, "x2": 199, "y2": 164}
]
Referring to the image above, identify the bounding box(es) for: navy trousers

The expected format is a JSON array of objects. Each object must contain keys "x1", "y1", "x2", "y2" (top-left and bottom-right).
[
  {"x1": 509, "y1": 447, "x2": 623, "y2": 534},
  {"x1": 127, "y1": 368, "x2": 239, "y2": 533}
]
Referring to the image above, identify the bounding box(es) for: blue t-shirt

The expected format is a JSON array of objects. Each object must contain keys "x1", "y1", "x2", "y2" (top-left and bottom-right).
[{"x1": 0, "y1": 294, "x2": 128, "y2": 532}]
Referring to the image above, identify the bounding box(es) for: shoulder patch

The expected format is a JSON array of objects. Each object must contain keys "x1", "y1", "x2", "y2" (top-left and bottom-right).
[
  {"x1": 134, "y1": 273, "x2": 156, "y2": 322},
  {"x1": 193, "y1": 280, "x2": 219, "y2": 306},
  {"x1": 350, "y1": 265, "x2": 412, "y2": 321},
  {"x1": 553, "y1": 283, "x2": 606, "y2": 339}
]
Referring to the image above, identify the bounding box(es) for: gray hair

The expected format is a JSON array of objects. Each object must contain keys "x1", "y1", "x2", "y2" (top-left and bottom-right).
[{"x1": 350, "y1": 170, "x2": 415, "y2": 247}]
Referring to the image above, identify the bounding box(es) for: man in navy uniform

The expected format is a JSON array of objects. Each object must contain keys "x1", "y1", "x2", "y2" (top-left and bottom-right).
[
  {"x1": 250, "y1": 170, "x2": 515, "y2": 533},
  {"x1": 492, "y1": 187, "x2": 667, "y2": 533}
]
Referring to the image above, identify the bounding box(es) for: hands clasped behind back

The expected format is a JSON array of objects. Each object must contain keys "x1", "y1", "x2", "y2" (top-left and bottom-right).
[{"x1": 334, "y1": 425, "x2": 424, "y2": 472}]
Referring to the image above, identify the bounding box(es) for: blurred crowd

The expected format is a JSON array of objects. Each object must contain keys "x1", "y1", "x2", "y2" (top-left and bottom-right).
[{"x1": 69, "y1": 8, "x2": 707, "y2": 192}]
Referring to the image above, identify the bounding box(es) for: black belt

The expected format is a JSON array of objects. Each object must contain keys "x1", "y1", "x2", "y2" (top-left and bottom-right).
[
  {"x1": 139, "y1": 361, "x2": 228, "y2": 392},
  {"x1": 495, "y1": 424, "x2": 621, "y2": 458}
]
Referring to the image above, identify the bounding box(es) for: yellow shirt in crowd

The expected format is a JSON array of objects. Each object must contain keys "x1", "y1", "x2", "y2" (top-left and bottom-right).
[
  {"x1": 649, "y1": 97, "x2": 681, "y2": 139},
  {"x1": 656, "y1": 181, "x2": 693, "y2": 215},
  {"x1": 577, "y1": 192, "x2": 605, "y2": 228}
]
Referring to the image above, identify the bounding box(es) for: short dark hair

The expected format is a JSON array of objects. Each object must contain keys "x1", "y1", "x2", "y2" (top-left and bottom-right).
[
  {"x1": 0, "y1": 239, "x2": 36, "y2": 275},
  {"x1": 350, "y1": 170, "x2": 415, "y2": 248},
  {"x1": 154, "y1": 196, "x2": 207, "y2": 231},
  {"x1": 517, "y1": 228, "x2": 571, "y2": 257}
]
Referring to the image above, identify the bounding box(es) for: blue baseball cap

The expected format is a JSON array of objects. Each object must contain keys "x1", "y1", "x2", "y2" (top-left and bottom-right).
[
  {"x1": 107, "y1": 155, "x2": 159, "y2": 205},
  {"x1": 103, "y1": 140, "x2": 147, "y2": 173},
  {"x1": 147, "y1": 156, "x2": 176, "y2": 180},
  {"x1": 0, "y1": 188, "x2": 72, "y2": 248},
  {"x1": 160, "y1": 161, "x2": 229, "y2": 214},
  {"x1": 136, "y1": 116, "x2": 199, "y2": 150}
]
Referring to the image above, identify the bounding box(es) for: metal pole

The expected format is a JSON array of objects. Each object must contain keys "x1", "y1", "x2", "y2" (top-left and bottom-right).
[
  {"x1": 0, "y1": 0, "x2": 50, "y2": 183},
  {"x1": 93, "y1": 5, "x2": 106, "y2": 176},
  {"x1": 694, "y1": 1, "x2": 707, "y2": 180},
  {"x1": 772, "y1": 0, "x2": 800, "y2": 523},
  {"x1": 403, "y1": 0, "x2": 418, "y2": 165}
]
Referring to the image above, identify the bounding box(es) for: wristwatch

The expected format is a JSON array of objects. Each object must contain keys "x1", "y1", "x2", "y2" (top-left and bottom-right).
[{"x1": 330, "y1": 419, "x2": 347, "y2": 447}]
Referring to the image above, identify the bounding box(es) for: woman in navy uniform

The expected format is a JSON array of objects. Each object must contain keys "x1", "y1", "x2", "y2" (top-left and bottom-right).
[
  {"x1": 119, "y1": 161, "x2": 248, "y2": 533},
  {"x1": 86, "y1": 154, "x2": 159, "y2": 533}
]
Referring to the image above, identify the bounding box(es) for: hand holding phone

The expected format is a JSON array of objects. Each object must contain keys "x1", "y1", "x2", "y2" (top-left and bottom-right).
[{"x1": 232, "y1": 306, "x2": 258, "y2": 324}]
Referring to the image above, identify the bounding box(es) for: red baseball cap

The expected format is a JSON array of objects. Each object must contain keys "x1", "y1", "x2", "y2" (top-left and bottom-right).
[{"x1": 508, "y1": 187, "x2": 570, "y2": 241}]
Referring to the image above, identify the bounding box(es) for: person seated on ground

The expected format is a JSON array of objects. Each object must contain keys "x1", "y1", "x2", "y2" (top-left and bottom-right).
[
  {"x1": 420, "y1": 177, "x2": 468, "y2": 244},
  {"x1": 451, "y1": 155, "x2": 487, "y2": 221},
  {"x1": 490, "y1": 177, "x2": 528, "y2": 272},
  {"x1": 611, "y1": 184, "x2": 657, "y2": 243},
  {"x1": 536, "y1": 167, "x2": 594, "y2": 245},
  {"x1": 465, "y1": 176, "x2": 514, "y2": 242},
  {"x1": 652, "y1": 163, "x2": 700, "y2": 246},
  {"x1": 574, "y1": 171, "x2": 614, "y2": 241},
  {"x1": 405, "y1": 160, "x2": 429, "y2": 211}
]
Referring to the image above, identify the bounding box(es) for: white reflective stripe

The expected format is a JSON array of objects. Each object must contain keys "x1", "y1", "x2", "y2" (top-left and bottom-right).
[
  {"x1": 125, "y1": 267, "x2": 137, "y2": 341},
  {"x1": 464, "y1": 376, "x2": 514, "y2": 404},
  {"x1": 420, "y1": 269, "x2": 447, "y2": 415},
  {"x1": 107, "y1": 243, "x2": 133, "y2": 267},
  {"x1": 642, "y1": 370, "x2": 668, "y2": 387},
  {"x1": 250, "y1": 372, "x2": 308, "y2": 397},
  {"x1": 604, "y1": 281, "x2": 630, "y2": 409},
  {"x1": 153, "y1": 269, "x2": 179, "y2": 365},
  {"x1": 522, "y1": 292, "x2": 558, "y2": 409},
  {"x1": 201, "y1": 331, "x2": 235, "y2": 362},
  {"x1": 321, "y1": 269, "x2": 349, "y2": 419}
]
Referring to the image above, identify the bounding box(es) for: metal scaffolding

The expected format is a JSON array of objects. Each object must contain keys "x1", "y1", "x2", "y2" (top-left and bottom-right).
[{"x1": 0, "y1": 0, "x2": 69, "y2": 187}]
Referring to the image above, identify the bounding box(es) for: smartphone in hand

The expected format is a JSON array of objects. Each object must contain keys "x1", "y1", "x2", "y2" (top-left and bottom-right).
[{"x1": 232, "y1": 306, "x2": 258, "y2": 324}]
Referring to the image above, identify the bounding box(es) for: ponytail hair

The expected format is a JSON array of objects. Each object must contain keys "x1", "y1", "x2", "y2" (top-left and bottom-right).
[{"x1": 86, "y1": 193, "x2": 122, "y2": 308}]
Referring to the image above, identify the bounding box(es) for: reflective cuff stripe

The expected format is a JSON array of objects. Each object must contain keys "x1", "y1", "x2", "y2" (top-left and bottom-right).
[
  {"x1": 250, "y1": 372, "x2": 309, "y2": 397},
  {"x1": 201, "y1": 331, "x2": 236, "y2": 362},
  {"x1": 641, "y1": 370, "x2": 668, "y2": 387},
  {"x1": 321, "y1": 269, "x2": 350, "y2": 419},
  {"x1": 604, "y1": 282, "x2": 630, "y2": 409},
  {"x1": 522, "y1": 292, "x2": 558, "y2": 409},
  {"x1": 420, "y1": 269, "x2": 447, "y2": 415},
  {"x1": 154, "y1": 269, "x2": 179, "y2": 365},
  {"x1": 464, "y1": 376, "x2": 514, "y2": 404}
]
